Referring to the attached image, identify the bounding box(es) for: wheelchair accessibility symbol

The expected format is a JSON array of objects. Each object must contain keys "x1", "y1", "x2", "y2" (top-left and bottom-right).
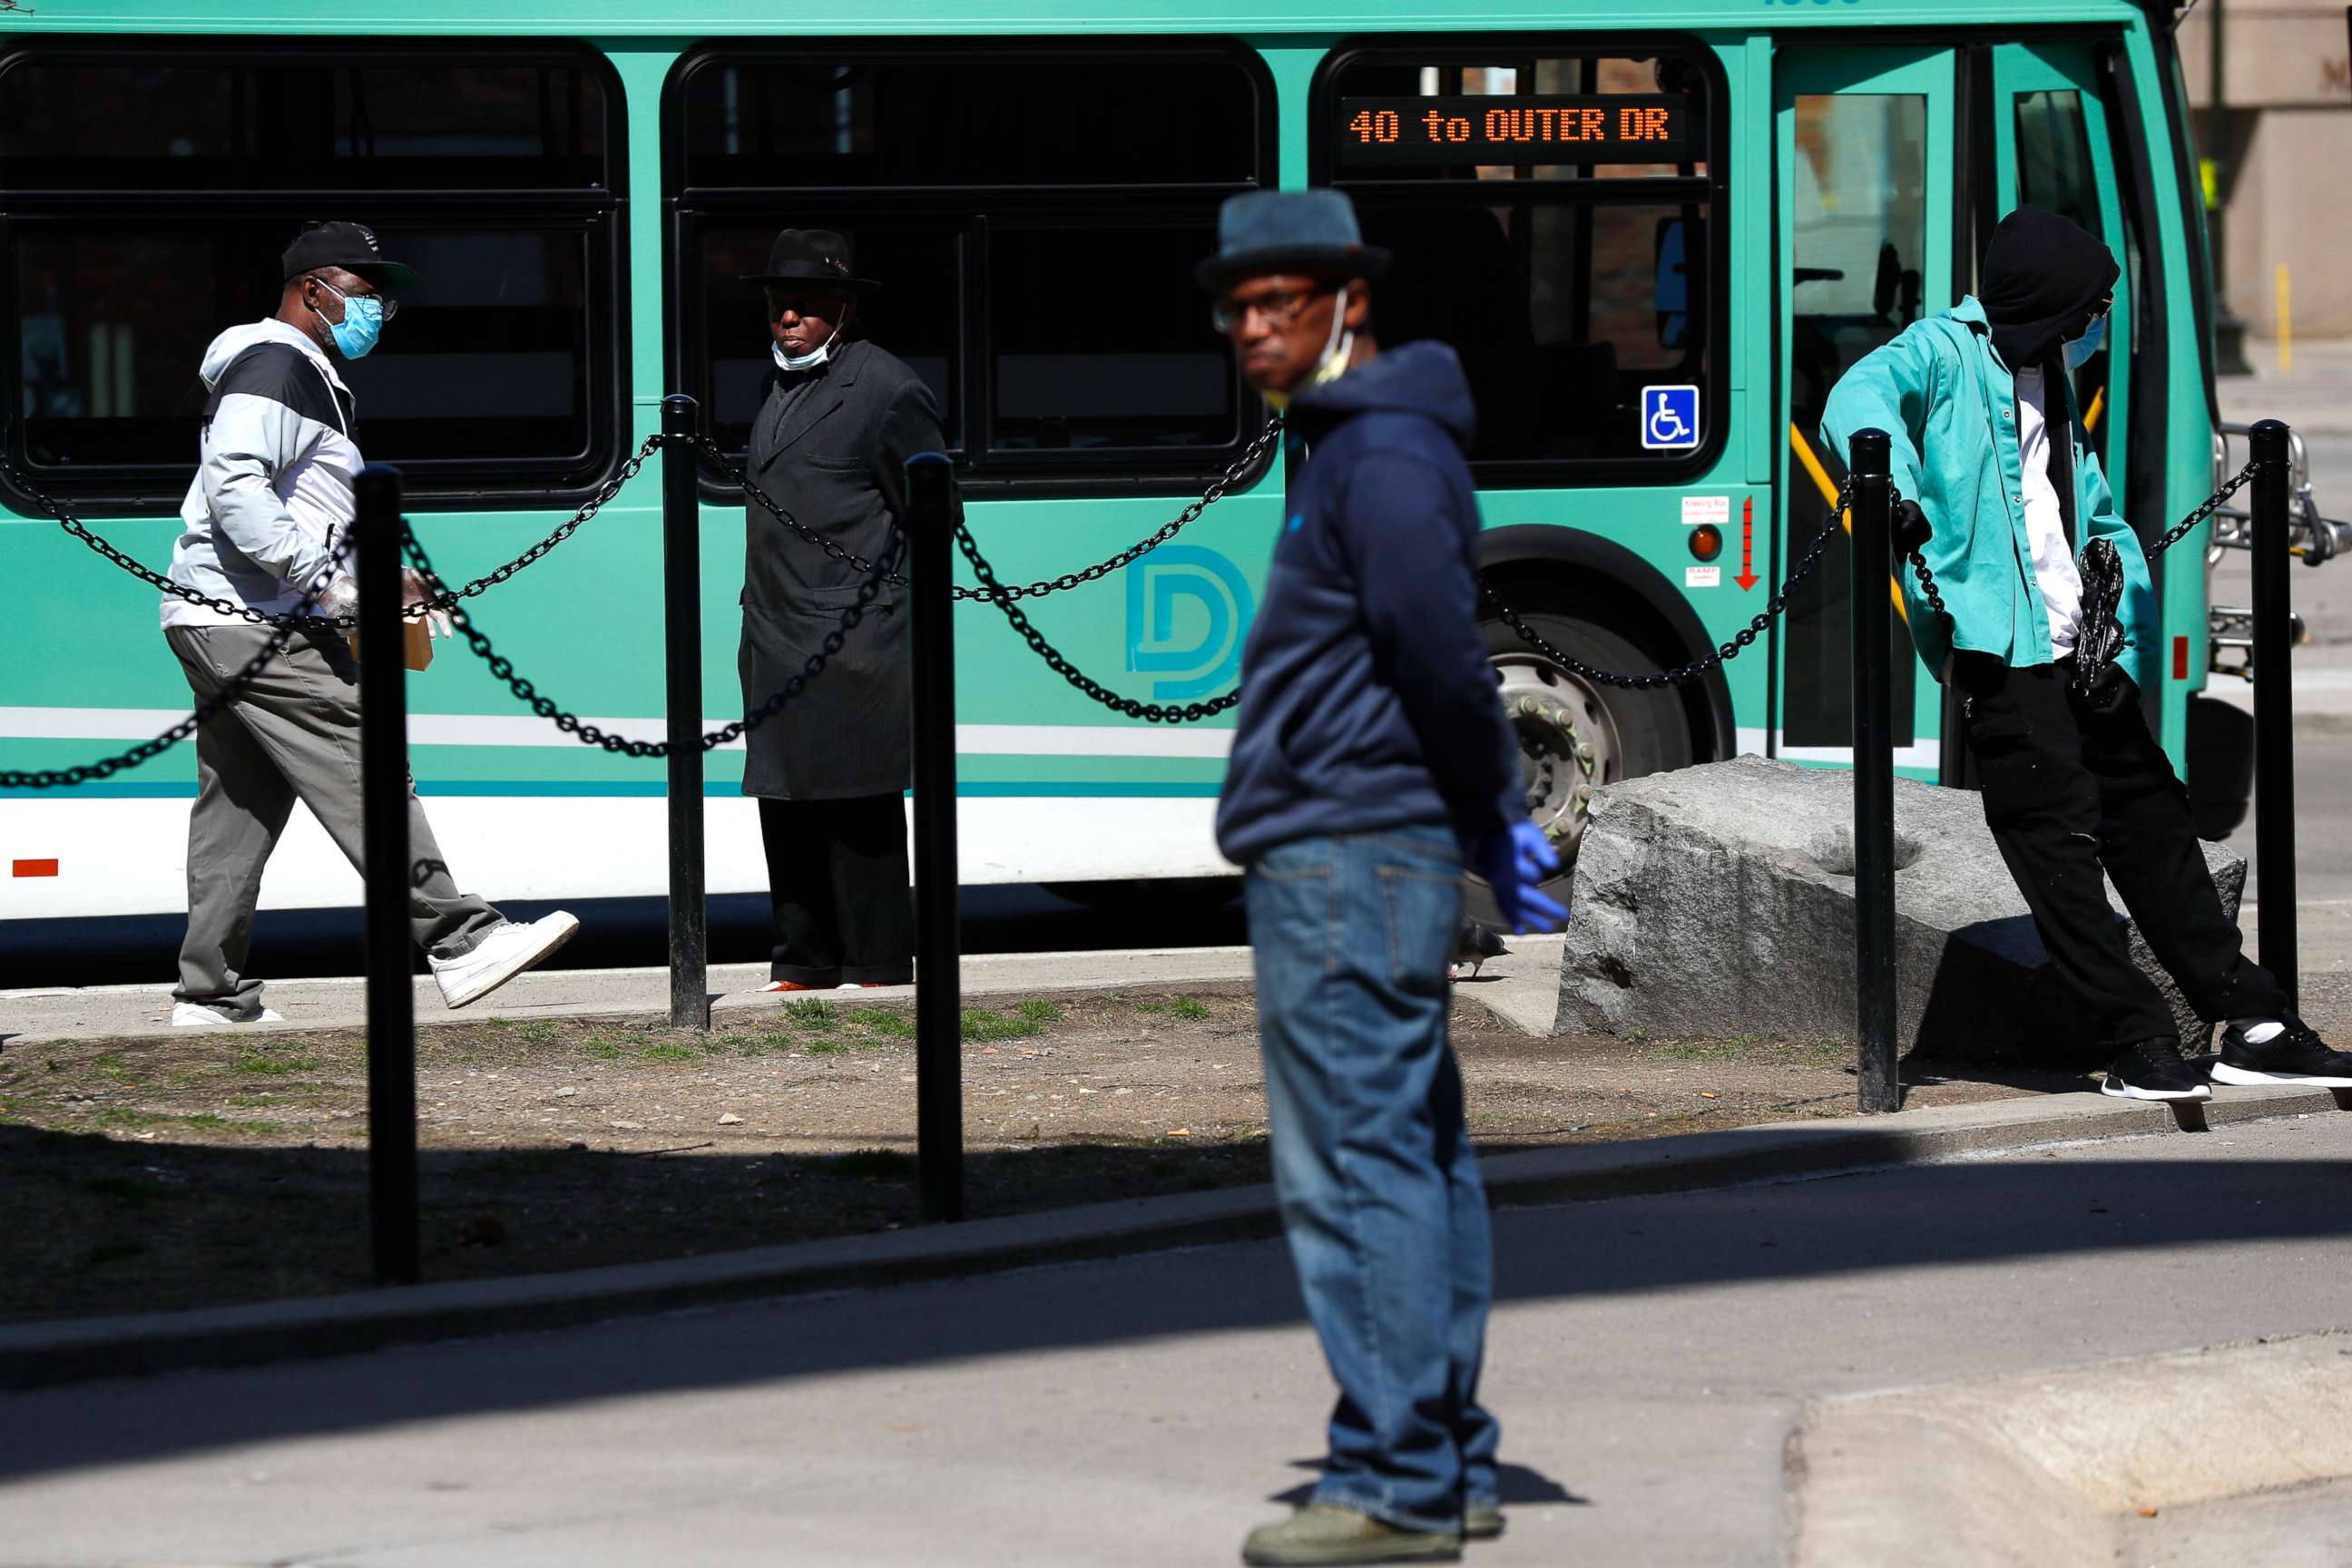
[{"x1": 1641, "y1": 384, "x2": 1701, "y2": 451}]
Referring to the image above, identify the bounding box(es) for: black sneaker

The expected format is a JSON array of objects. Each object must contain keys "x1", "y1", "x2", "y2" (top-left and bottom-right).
[
  {"x1": 2210, "y1": 1019, "x2": 2352, "y2": 1088},
  {"x1": 2099, "y1": 1038, "x2": 2212, "y2": 1102}
]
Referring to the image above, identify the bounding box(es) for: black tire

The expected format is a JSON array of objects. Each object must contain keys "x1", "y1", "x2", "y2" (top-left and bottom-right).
[{"x1": 1466, "y1": 608, "x2": 1700, "y2": 929}]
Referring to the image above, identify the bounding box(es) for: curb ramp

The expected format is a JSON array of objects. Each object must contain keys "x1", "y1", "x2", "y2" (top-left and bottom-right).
[{"x1": 1787, "y1": 1332, "x2": 2352, "y2": 1568}]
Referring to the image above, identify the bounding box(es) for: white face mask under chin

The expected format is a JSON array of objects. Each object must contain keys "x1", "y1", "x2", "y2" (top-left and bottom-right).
[
  {"x1": 1264, "y1": 296, "x2": 1355, "y2": 412},
  {"x1": 774, "y1": 327, "x2": 842, "y2": 374}
]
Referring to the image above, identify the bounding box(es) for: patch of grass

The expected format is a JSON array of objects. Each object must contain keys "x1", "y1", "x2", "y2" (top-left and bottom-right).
[
  {"x1": 805, "y1": 1038, "x2": 854, "y2": 1056},
  {"x1": 83, "y1": 1174, "x2": 172, "y2": 1207},
  {"x1": 831, "y1": 1148, "x2": 916, "y2": 1179},
  {"x1": 730, "y1": 1034, "x2": 794, "y2": 1057},
  {"x1": 961, "y1": 1009, "x2": 1043, "y2": 1044},
  {"x1": 180, "y1": 1112, "x2": 287, "y2": 1133},
  {"x1": 578, "y1": 1037, "x2": 626, "y2": 1061},
  {"x1": 847, "y1": 1007, "x2": 915, "y2": 1039},
  {"x1": 234, "y1": 1051, "x2": 319, "y2": 1077},
  {"x1": 1013, "y1": 998, "x2": 1063, "y2": 1024},
  {"x1": 93, "y1": 1107, "x2": 170, "y2": 1130},
  {"x1": 91, "y1": 1053, "x2": 136, "y2": 1083},
  {"x1": 225, "y1": 1094, "x2": 281, "y2": 1108},
  {"x1": 637, "y1": 1043, "x2": 701, "y2": 1064},
  {"x1": 1728, "y1": 1033, "x2": 1760, "y2": 1048},
  {"x1": 1167, "y1": 996, "x2": 1212, "y2": 1021},
  {"x1": 1625, "y1": 1026, "x2": 1651, "y2": 1043},
  {"x1": 1137, "y1": 1003, "x2": 1165, "y2": 1014},
  {"x1": 784, "y1": 998, "x2": 838, "y2": 1025}
]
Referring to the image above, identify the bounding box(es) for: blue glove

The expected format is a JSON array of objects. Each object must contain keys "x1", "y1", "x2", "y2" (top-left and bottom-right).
[{"x1": 1475, "y1": 819, "x2": 1569, "y2": 935}]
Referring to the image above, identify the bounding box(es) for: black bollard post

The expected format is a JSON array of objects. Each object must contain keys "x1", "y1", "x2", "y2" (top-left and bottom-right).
[
  {"x1": 1848, "y1": 429, "x2": 1900, "y2": 1114},
  {"x1": 906, "y1": 453, "x2": 963, "y2": 1222},
  {"x1": 355, "y1": 465, "x2": 419, "y2": 1285},
  {"x1": 662, "y1": 395, "x2": 710, "y2": 1030},
  {"x1": 2249, "y1": 418, "x2": 2298, "y2": 1007}
]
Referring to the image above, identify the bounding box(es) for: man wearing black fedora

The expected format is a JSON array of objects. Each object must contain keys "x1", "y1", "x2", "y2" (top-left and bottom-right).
[
  {"x1": 737, "y1": 229, "x2": 946, "y2": 992},
  {"x1": 1207, "y1": 190, "x2": 1564, "y2": 1564}
]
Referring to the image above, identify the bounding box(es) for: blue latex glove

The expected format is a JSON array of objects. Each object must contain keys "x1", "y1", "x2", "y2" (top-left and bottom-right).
[{"x1": 1475, "y1": 819, "x2": 1569, "y2": 935}]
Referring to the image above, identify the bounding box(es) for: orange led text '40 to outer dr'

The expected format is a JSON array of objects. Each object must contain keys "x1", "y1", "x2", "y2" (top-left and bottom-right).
[{"x1": 1391, "y1": 105, "x2": 1674, "y2": 144}]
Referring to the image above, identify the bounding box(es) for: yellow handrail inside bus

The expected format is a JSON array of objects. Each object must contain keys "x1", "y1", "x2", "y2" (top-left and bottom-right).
[
  {"x1": 2084, "y1": 386, "x2": 2105, "y2": 433},
  {"x1": 1788, "y1": 424, "x2": 1908, "y2": 623}
]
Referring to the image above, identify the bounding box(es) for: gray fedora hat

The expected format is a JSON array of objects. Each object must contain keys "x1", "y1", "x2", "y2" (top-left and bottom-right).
[{"x1": 1195, "y1": 190, "x2": 1391, "y2": 291}]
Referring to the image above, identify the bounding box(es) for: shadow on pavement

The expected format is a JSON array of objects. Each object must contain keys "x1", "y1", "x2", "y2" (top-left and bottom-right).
[{"x1": 2, "y1": 1127, "x2": 2348, "y2": 1484}]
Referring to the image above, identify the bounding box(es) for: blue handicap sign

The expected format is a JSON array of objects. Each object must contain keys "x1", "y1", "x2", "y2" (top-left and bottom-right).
[{"x1": 1640, "y1": 384, "x2": 1700, "y2": 451}]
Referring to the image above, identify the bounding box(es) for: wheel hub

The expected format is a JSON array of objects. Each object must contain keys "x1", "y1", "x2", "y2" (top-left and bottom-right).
[{"x1": 1492, "y1": 658, "x2": 1622, "y2": 860}]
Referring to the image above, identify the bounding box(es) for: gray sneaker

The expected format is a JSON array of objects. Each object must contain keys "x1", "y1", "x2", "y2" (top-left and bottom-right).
[
  {"x1": 1240, "y1": 1504, "x2": 1463, "y2": 1565},
  {"x1": 1464, "y1": 1504, "x2": 1503, "y2": 1540}
]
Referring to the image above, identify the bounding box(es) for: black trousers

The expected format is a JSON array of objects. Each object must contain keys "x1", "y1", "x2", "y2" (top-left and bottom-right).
[
  {"x1": 756, "y1": 794, "x2": 915, "y2": 986},
  {"x1": 1958, "y1": 657, "x2": 2289, "y2": 1049}
]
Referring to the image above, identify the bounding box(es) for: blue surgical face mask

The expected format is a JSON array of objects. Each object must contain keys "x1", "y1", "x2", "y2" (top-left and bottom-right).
[
  {"x1": 316, "y1": 279, "x2": 385, "y2": 360},
  {"x1": 2062, "y1": 313, "x2": 2106, "y2": 371}
]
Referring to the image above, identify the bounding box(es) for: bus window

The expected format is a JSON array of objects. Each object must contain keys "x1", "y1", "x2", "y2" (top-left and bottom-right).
[
  {"x1": 1780, "y1": 84, "x2": 1934, "y2": 754},
  {"x1": 0, "y1": 44, "x2": 623, "y2": 510},
  {"x1": 2014, "y1": 91, "x2": 2102, "y2": 235},
  {"x1": 666, "y1": 44, "x2": 1272, "y2": 490},
  {"x1": 1311, "y1": 46, "x2": 1720, "y2": 472}
]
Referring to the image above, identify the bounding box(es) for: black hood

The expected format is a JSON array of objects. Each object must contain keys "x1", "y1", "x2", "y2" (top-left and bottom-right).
[{"x1": 1978, "y1": 206, "x2": 2119, "y2": 368}]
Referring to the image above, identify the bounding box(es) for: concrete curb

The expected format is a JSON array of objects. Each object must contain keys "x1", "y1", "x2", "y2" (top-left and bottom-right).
[
  {"x1": 1, "y1": 1084, "x2": 2342, "y2": 1392},
  {"x1": 1787, "y1": 1330, "x2": 2352, "y2": 1568}
]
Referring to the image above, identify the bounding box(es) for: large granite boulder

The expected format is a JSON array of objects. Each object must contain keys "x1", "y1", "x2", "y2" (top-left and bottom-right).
[{"x1": 1554, "y1": 755, "x2": 2246, "y2": 1065}]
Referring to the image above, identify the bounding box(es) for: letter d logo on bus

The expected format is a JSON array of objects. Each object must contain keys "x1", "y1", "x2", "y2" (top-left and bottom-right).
[
  {"x1": 1641, "y1": 384, "x2": 1700, "y2": 451},
  {"x1": 1126, "y1": 545, "x2": 1254, "y2": 702}
]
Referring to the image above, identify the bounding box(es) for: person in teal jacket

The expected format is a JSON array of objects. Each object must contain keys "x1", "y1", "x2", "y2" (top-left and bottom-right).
[{"x1": 1823, "y1": 206, "x2": 2351, "y2": 1102}]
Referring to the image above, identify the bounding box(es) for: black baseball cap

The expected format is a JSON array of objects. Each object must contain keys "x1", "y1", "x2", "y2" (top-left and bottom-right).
[{"x1": 281, "y1": 220, "x2": 418, "y2": 291}]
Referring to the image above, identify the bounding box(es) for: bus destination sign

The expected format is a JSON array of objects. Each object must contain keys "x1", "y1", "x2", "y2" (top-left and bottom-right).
[{"x1": 1339, "y1": 95, "x2": 1691, "y2": 166}]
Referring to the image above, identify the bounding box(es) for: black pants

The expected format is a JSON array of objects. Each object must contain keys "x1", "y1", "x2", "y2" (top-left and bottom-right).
[
  {"x1": 756, "y1": 794, "x2": 915, "y2": 986},
  {"x1": 1958, "y1": 657, "x2": 2288, "y2": 1049}
]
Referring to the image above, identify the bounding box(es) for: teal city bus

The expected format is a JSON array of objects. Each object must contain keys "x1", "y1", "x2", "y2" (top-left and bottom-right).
[{"x1": 0, "y1": 0, "x2": 2321, "y2": 932}]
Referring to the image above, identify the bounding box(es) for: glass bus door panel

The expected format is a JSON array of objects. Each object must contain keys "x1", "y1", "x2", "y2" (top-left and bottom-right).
[
  {"x1": 1772, "y1": 50, "x2": 1954, "y2": 770},
  {"x1": 1989, "y1": 42, "x2": 2132, "y2": 494}
]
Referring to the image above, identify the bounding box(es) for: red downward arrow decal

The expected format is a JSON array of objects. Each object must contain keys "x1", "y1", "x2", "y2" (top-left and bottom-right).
[{"x1": 1735, "y1": 495, "x2": 1759, "y2": 591}]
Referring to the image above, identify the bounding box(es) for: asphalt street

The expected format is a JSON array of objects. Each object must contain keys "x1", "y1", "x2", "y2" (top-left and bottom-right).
[{"x1": 3, "y1": 1108, "x2": 2347, "y2": 1567}]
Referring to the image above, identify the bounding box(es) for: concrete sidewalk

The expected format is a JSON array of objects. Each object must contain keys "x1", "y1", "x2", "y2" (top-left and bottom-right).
[
  {"x1": 2, "y1": 1104, "x2": 2346, "y2": 1566},
  {"x1": 0, "y1": 935, "x2": 1573, "y2": 1046}
]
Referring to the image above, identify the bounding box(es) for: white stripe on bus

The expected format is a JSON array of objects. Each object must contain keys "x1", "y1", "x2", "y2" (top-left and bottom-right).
[{"x1": 0, "y1": 708, "x2": 1232, "y2": 759}]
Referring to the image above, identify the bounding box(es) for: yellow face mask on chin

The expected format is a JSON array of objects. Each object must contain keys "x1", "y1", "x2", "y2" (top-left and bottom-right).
[{"x1": 1263, "y1": 292, "x2": 1355, "y2": 412}]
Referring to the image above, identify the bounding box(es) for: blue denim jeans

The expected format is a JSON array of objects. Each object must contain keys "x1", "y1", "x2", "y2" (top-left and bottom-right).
[{"x1": 1246, "y1": 825, "x2": 1499, "y2": 1534}]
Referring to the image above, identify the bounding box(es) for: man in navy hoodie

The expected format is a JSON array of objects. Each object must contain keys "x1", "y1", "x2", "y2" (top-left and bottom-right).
[{"x1": 1206, "y1": 191, "x2": 1566, "y2": 1567}]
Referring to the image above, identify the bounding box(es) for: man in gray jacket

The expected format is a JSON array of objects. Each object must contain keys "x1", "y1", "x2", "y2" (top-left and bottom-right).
[{"x1": 162, "y1": 222, "x2": 578, "y2": 1026}]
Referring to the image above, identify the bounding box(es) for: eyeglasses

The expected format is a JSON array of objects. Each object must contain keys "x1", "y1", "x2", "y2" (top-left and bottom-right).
[
  {"x1": 312, "y1": 275, "x2": 399, "y2": 321},
  {"x1": 1210, "y1": 285, "x2": 1335, "y2": 335},
  {"x1": 767, "y1": 292, "x2": 845, "y2": 320}
]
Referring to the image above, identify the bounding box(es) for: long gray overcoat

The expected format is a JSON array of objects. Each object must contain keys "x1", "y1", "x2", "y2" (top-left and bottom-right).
[{"x1": 739, "y1": 337, "x2": 946, "y2": 800}]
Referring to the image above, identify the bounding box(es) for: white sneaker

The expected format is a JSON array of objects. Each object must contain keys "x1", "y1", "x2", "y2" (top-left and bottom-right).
[
  {"x1": 172, "y1": 1001, "x2": 287, "y2": 1027},
  {"x1": 428, "y1": 912, "x2": 581, "y2": 1009}
]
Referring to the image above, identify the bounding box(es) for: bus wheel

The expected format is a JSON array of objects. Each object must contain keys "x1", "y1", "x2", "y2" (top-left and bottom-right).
[{"x1": 1470, "y1": 607, "x2": 1697, "y2": 929}]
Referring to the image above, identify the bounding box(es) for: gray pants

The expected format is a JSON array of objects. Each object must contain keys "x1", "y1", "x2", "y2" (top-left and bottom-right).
[{"x1": 166, "y1": 624, "x2": 503, "y2": 1007}]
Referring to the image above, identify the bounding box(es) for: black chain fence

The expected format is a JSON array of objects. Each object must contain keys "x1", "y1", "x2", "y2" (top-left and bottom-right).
[
  {"x1": 1904, "y1": 457, "x2": 2262, "y2": 633},
  {"x1": 403, "y1": 522, "x2": 896, "y2": 758},
  {"x1": 1485, "y1": 487, "x2": 1853, "y2": 691},
  {"x1": 6, "y1": 407, "x2": 2282, "y2": 781},
  {"x1": 698, "y1": 420, "x2": 1282, "y2": 603},
  {"x1": 0, "y1": 540, "x2": 352, "y2": 789}
]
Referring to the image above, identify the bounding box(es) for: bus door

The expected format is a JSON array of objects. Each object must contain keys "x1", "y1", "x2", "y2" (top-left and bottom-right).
[
  {"x1": 1986, "y1": 42, "x2": 2134, "y2": 524},
  {"x1": 1771, "y1": 48, "x2": 1955, "y2": 774}
]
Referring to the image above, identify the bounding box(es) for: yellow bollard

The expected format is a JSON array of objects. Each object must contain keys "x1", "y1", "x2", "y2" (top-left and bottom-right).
[{"x1": 2276, "y1": 264, "x2": 2292, "y2": 377}]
